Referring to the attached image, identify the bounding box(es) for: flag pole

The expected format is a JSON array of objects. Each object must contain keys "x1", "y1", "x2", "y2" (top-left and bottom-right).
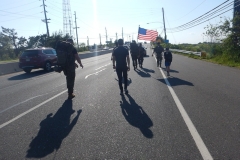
[{"x1": 137, "y1": 25, "x2": 140, "y2": 42}]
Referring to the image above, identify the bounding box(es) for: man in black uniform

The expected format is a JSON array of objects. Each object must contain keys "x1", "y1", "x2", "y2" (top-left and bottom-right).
[
  {"x1": 130, "y1": 40, "x2": 139, "y2": 70},
  {"x1": 112, "y1": 39, "x2": 130, "y2": 94},
  {"x1": 64, "y1": 39, "x2": 83, "y2": 99},
  {"x1": 152, "y1": 42, "x2": 164, "y2": 67},
  {"x1": 138, "y1": 43, "x2": 145, "y2": 68}
]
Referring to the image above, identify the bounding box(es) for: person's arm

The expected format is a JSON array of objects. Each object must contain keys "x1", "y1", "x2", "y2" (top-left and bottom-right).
[
  {"x1": 75, "y1": 54, "x2": 83, "y2": 68},
  {"x1": 127, "y1": 55, "x2": 130, "y2": 71},
  {"x1": 112, "y1": 55, "x2": 116, "y2": 69},
  {"x1": 152, "y1": 48, "x2": 155, "y2": 56}
]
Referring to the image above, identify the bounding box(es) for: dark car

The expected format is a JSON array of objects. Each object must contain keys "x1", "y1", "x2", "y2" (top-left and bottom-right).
[{"x1": 19, "y1": 47, "x2": 57, "y2": 73}]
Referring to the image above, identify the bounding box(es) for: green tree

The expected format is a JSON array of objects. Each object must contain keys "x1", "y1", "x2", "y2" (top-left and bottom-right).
[{"x1": 0, "y1": 32, "x2": 15, "y2": 60}]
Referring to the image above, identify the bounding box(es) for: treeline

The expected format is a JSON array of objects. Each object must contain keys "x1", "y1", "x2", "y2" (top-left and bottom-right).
[{"x1": 0, "y1": 27, "x2": 89, "y2": 61}]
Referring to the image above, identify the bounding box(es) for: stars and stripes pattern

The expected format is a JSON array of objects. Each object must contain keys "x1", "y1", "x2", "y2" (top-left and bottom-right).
[{"x1": 138, "y1": 27, "x2": 158, "y2": 41}]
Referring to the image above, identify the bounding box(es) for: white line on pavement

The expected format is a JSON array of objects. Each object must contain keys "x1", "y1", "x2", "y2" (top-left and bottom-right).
[
  {"x1": 0, "y1": 90, "x2": 67, "y2": 129},
  {"x1": 154, "y1": 56, "x2": 213, "y2": 160},
  {"x1": 95, "y1": 63, "x2": 110, "y2": 70},
  {"x1": 85, "y1": 68, "x2": 106, "y2": 79},
  {"x1": 0, "y1": 83, "x2": 65, "y2": 114}
]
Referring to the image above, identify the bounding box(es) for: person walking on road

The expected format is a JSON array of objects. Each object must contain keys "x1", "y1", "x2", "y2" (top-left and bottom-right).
[
  {"x1": 64, "y1": 39, "x2": 83, "y2": 99},
  {"x1": 164, "y1": 48, "x2": 172, "y2": 76},
  {"x1": 138, "y1": 43, "x2": 145, "y2": 68},
  {"x1": 152, "y1": 42, "x2": 164, "y2": 67},
  {"x1": 130, "y1": 40, "x2": 139, "y2": 70},
  {"x1": 112, "y1": 39, "x2": 130, "y2": 94}
]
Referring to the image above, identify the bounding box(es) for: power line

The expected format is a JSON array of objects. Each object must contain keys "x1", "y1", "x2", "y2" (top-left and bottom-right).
[
  {"x1": 0, "y1": 7, "x2": 41, "y2": 17},
  {"x1": 0, "y1": 1, "x2": 37, "y2": 10},
  {"x1": 168, "y1": 0, "x2": 232, "y2": 31},
  {"x1": 166, "y1": 16, "x2": 177, "y2": 44},
  {"x1": 169, "y1": 0, "x2": 235, "y2": 31},
  {"x1": 0, "y1": 13, "x2": 41, "y2": 22},
  {"x1": 167, "y1": 2, "x2": 240, "y2": 33},
  {"x1": 173, "y1": 0, "x2": 207, "y2": 21}
]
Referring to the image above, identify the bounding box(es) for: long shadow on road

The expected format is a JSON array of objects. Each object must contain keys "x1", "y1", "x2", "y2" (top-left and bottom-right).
[
  {"x1": 115, "y1": 78, "x2": 132, "y2": 86},
  {"x1": 8, "y1": 69, "x2": 54, "y2": 80},
  {"x1": 134, "y1": 68, "x2": 151, "y2": 78},
  {"x1": 26, "y1": 100, "x2": 81, "y2": 158},
  {"x1": 120, "y1": 94, "x2": 153, "y2": 138},
  {"x1": 157, "y1": 77, "x2": 194, "y2": 86}
]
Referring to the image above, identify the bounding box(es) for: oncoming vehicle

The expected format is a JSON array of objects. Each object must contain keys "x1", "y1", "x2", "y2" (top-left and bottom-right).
[{"x1": 19, "y1": 47, "x2": 57, "y2": 73}]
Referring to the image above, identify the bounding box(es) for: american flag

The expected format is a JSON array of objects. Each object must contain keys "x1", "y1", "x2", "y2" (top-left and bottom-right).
[{"x1": 138, "y1": 27, "x2": 158, "y2": 41}]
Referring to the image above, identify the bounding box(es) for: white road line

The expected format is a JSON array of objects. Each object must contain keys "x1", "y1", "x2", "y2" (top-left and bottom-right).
[
  {"x1": 95, "y1": 63, "x2": 110, "y2": 70},
  {"x1": 85, "y1": 68, "x2": 106, "y2": 79},
  {"x1": 0, "y1": 83, "x2": 65, "y2": 114},
  {"x1": 154, "y1": 56, "x2": 213, "y2": 160},
  {"x1": 0, "y1": 90, "x2": 67, "y2": 129}
]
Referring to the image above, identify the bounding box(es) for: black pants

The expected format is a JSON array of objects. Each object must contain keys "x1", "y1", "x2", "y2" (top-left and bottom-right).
[
  {"x1": 131, "y1": 55, "x2": 138, "y2": 67},
  {"x1": 157, "y1": 56, "x2": 162, "y2": 67},
  {"x1": 64, "y1": 70, "x2": 76, "y2": 95},
  {"x1": 138, "y1": 56, "x2": 144, "y2": 66},
  {"x1": 116, "y1": 68, "x2": 128, "y2": 91}
]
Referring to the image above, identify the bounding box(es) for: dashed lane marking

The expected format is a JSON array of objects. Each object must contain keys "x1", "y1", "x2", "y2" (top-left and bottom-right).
[{"x1": 85, "y1": 68, "x2": 106, "y2": 79}]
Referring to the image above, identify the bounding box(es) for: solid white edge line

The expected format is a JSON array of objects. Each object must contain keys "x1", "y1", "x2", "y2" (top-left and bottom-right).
[
  {"x1": 0, "y1": 90, "x2": 67, "y2": 129},
  {"x1": 153, "y1": 55, "x2": 213, "y2": 160}
]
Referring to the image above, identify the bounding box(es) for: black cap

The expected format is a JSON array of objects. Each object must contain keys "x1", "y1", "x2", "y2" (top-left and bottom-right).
[{"x1": 118, "y1": 39, "x2": 124, "y2": 45}]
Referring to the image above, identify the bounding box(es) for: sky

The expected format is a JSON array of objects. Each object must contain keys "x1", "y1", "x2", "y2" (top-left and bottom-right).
[{"x1": 0, "y1": 0, "x2": 234, "y2": 45}]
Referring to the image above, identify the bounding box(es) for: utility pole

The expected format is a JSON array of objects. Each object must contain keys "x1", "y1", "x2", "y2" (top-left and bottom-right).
[
  {"x1": 105, "y1": 27, "x2": 108, "y2": 46},
  {"x1": 122, "y1": 27, "x2": 123, "y2": 40},
  {"x1": 69, "y1": 20, "x2": 72, "y2": 37},
  {"x1": 116, "y1": 33, "x2": 118, "y2": 40},
  {"x1": 73, "y1": 11, "x2": 79, "y2": 49},
  {"x1": 87, "y1": 36, "x2": 89, "y2": 46},
  {"x1": 99, "y1": 34, "x2": 102, "y2": 46},
  {"x1": 162, "y1": 8, "x2": 167, "y2": 42},
  {"x1": 41, "y1": 0, "x2": 50, "y2": 37}
]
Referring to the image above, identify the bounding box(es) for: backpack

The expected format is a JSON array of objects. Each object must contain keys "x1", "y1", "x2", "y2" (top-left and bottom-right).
[
  {"x1": 154, "y1": 45, "x2": 163, "y2": 56},
  {"x1": 54, "y1": 41, "x2": 74, "y2": 73}
]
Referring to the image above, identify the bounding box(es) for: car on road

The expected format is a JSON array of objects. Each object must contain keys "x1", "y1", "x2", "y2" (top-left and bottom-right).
[{"x1": 19, "y1": 47, "x2": 57, "y2": 73}]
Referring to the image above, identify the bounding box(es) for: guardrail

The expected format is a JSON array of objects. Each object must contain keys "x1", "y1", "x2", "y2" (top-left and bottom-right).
[{"x1": 170, "y1": 49, "x2": 201, "y2": 56}]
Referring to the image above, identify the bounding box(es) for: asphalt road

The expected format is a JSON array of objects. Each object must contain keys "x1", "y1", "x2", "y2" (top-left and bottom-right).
[{"x1": 0, "y1": 44, "x2": 239, "y2": 159}]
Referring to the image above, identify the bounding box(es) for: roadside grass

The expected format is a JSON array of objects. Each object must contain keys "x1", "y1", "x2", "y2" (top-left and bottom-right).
[
  {"x1": 173, "y1": 51, "x2": 240, "y2": 69},
  {"x1": 0, "y1": 59, "x2": 19, "y2": 64}
]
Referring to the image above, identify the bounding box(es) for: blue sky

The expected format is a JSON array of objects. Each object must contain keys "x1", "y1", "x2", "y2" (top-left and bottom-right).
[{"x1": 0, "y1": 0, "x2": 234, "y2": 45}]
